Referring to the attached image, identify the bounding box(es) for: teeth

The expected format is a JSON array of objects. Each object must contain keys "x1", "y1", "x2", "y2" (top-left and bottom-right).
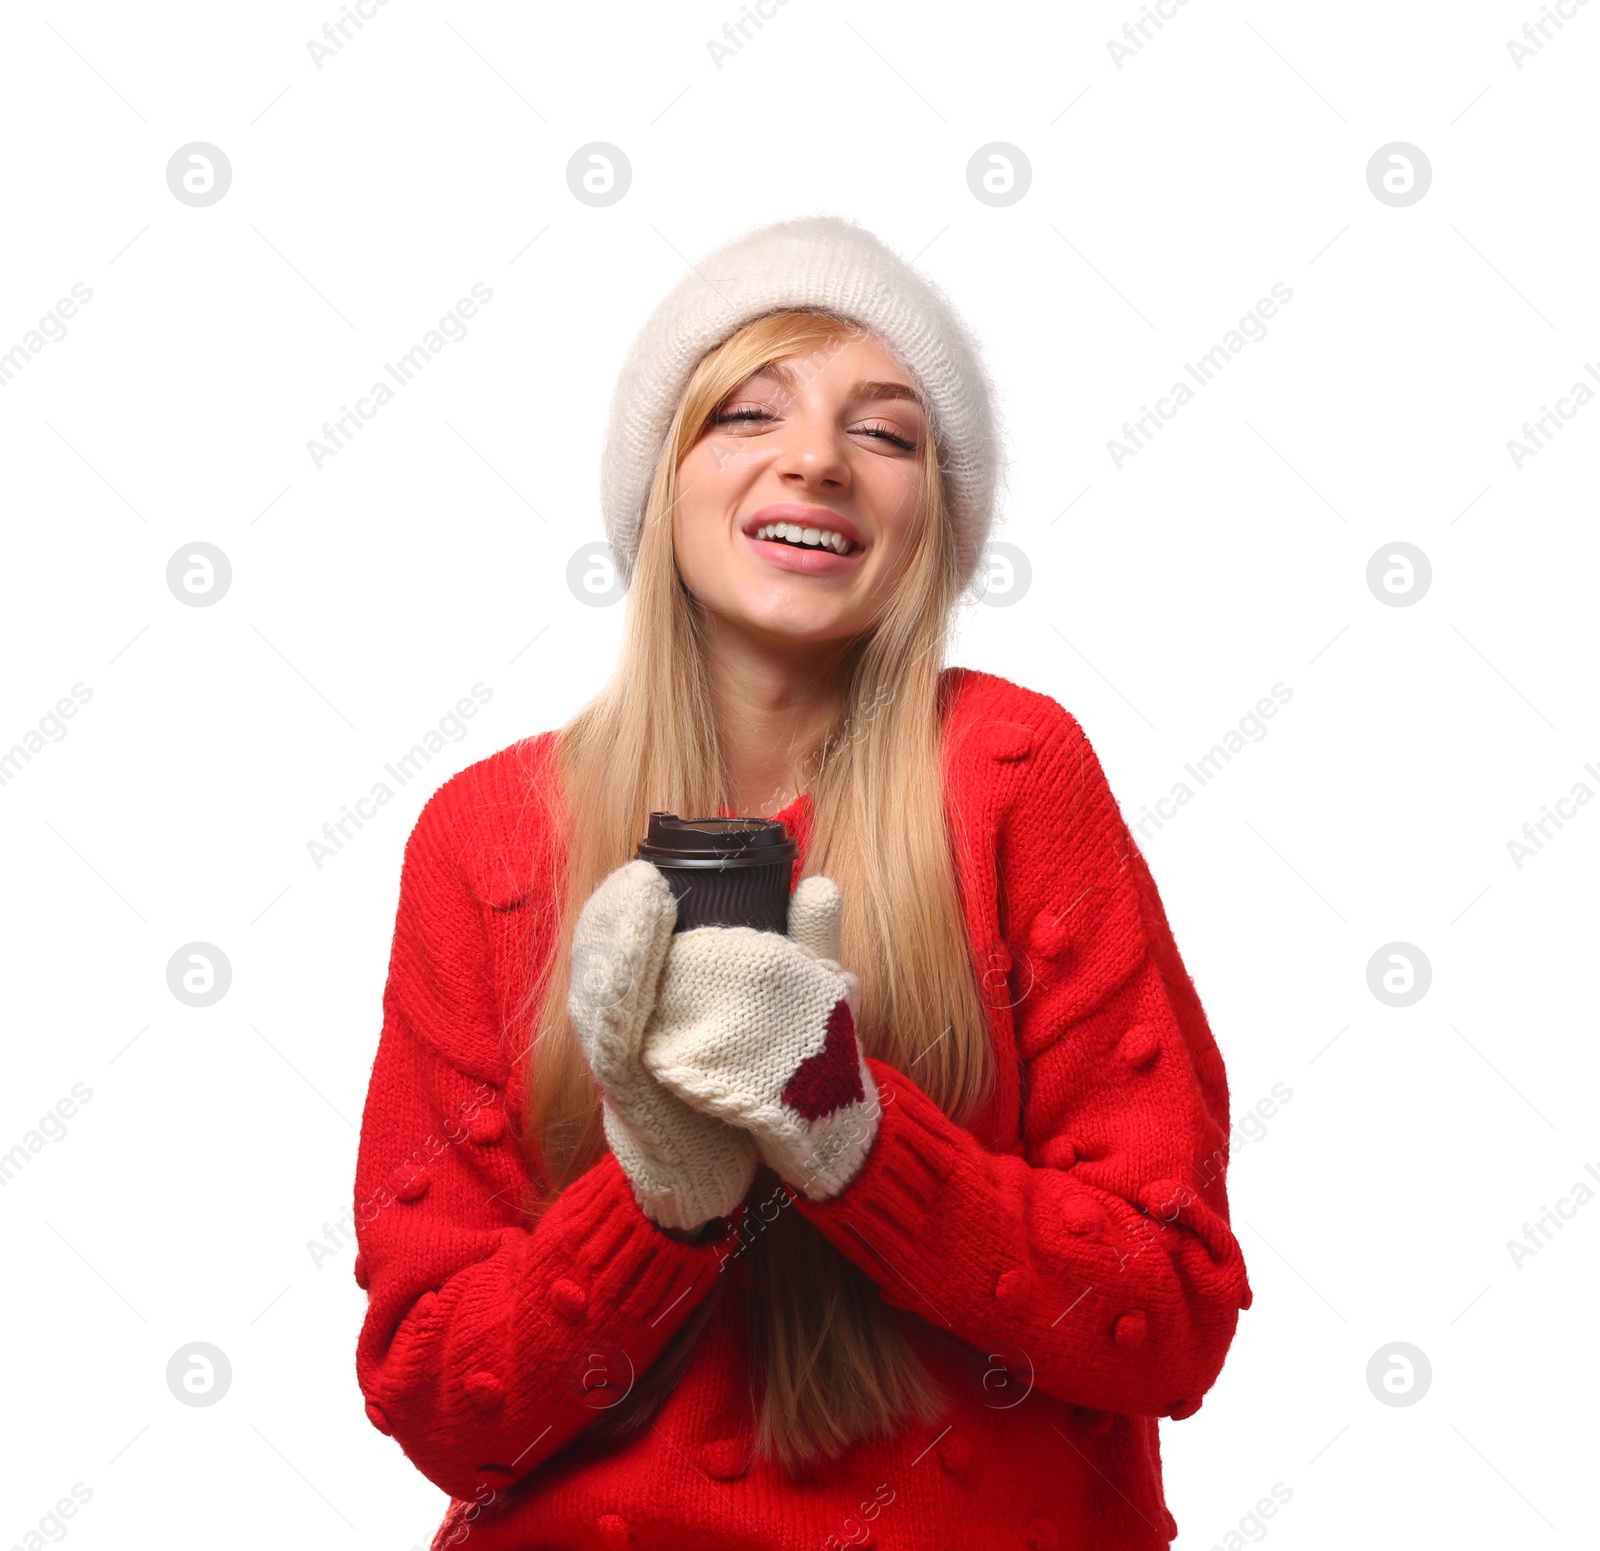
[{"x1": 754, "y1": 521, "x2": 853, "y2": 553}]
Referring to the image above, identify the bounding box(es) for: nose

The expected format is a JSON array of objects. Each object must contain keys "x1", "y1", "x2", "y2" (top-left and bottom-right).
[{"x1": 773, "y1": 402, "x2": 850, "y2": 492}]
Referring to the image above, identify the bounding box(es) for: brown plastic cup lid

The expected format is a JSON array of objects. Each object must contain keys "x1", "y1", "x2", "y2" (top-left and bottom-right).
[{"x1": 635, "y1": 811, "x2": 797, "y2": 870}]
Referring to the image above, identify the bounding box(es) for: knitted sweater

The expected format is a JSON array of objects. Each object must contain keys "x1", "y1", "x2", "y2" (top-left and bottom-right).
[{"x1": 352, "y1": 666, "x2": 1252, "y2": 1551}]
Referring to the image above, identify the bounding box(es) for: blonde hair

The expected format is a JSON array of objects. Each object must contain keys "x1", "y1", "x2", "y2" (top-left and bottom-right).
[{"x1": 515, "y1": 307, "x2": 995, "y2": 1474}]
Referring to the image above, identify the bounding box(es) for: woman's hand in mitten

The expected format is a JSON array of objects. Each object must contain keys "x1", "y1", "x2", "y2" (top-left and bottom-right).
[
  {"x1": 640, "y1": 876, "x2": 880, "y2": 1203},
  {"x1": 566, "y1": 859, "x2": 759, "y2": 1233}
]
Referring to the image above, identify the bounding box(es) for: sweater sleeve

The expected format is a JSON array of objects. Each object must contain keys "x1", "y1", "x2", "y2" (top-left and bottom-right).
[
  {"x1": 352, "y1": 766, "x2": 738, "y2": 1503},
  {"x1": 789, "y1": 701, "x2": 1252, "y2": 1420}
]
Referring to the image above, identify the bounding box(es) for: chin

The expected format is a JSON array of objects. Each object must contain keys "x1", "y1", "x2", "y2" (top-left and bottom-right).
[{"x1": 732, "y1": 606, "x2": 860, "y2": 650}]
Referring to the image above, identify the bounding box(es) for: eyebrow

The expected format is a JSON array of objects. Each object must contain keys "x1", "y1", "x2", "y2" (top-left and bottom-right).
[{"x1": 750, "y1": 360, "x2": 924, "y2": 409}]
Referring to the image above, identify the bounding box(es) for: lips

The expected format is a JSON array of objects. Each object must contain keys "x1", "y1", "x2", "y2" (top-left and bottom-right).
[
  {"x1": 743, "y1": 505, "x2": 865, "y2": 551},
  {"x1": 741, "y1": 504, "x2": 866, "y2": 576}
]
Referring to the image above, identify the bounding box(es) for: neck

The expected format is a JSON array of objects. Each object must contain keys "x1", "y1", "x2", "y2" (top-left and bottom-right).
[{"x1": 700, "y1": 614, "x2": 852, "y2": 818}]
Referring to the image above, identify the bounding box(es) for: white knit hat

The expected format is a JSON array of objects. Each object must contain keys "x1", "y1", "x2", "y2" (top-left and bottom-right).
[{"x1": 599, "y1": 213, "x2": 1005, "y2": 591}]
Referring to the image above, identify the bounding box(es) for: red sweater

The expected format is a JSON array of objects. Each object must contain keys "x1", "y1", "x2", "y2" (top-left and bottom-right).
[{"x1": 353, "y1": 666, "x2": 1252, "y2": 1550}]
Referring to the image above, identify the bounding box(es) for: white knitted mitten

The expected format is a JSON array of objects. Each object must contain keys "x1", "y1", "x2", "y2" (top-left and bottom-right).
[
  {"x1": 640, "y1": 876, "x2": 881, "y2": 1202},
  {"x1": 567, "y1": 859, "x2": 759, "y2": 1232}
]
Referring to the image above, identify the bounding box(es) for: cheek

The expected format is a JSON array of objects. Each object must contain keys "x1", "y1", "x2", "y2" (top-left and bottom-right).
[
  {"x1": 671, "y1": 504, "x2": 716, "y2": 585},
  {"x1": 864, "y1": 462, "x2": 927, "y2": 542},
  {"x1": 673, "y1": 448, "x2": 715, "y2": 527},
  {"x1": 689, "y1": 437, "x2": 756, "y2": 489},
  {"x1": 671, "y1": 453, "x2": 738, "y2": 587}
]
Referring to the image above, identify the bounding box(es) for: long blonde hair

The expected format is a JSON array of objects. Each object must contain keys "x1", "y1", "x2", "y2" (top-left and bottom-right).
[{"x1": 516, "y1": 307, "x2": 995, "y2": 1473}]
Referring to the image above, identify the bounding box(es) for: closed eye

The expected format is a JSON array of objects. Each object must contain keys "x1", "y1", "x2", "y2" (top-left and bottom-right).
[
  {"x1": 711, "y1": 409, "x2": 917, "y2": 451},
  {"x1": 857, "y1": 420, "x2": 918, "y2": 451}
]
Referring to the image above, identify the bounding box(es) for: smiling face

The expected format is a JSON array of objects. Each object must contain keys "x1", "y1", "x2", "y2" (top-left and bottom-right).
[{"x1": 671, "y1": 330, "x2": 930, "y2": 652}]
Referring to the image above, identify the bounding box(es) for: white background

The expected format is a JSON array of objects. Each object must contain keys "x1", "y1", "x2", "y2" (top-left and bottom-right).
[{"x1": 2, "y1": 2, "x2": 1595, "y2": 1547}]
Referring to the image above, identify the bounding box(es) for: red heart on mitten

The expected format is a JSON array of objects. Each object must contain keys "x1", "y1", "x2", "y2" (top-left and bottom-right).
[{"x1": 780, "y1": 1000, "x2": 865, "y2": 1121}]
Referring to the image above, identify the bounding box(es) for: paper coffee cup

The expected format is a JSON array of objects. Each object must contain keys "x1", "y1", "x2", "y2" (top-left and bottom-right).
[{"x1": 635, "y1": 812, "x2": 798, "y2": 933}]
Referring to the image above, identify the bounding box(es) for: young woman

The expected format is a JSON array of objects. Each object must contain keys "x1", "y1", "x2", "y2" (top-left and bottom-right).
[{"x1": 353, "y1": 216, "x2": 1252, "y2": 1551}]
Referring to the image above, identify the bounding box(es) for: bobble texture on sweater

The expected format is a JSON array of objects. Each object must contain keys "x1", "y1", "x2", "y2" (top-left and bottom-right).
[{"x1": 352, "y1": 666, "x2": 1251, "y2": 1550}]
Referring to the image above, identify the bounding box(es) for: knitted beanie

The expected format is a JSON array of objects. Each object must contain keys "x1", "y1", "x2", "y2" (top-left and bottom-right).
[{"x1": 598, "y1": 213, "x2": 1005, "y2": 592}]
